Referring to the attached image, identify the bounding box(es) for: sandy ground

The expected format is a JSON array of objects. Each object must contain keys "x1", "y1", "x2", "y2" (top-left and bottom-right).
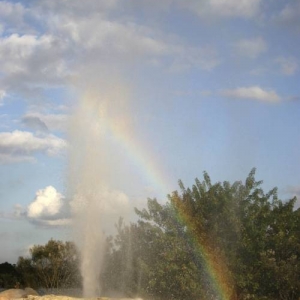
[
  {"x1": 1, "y1": 295, "x2": 142, "y2": 300},
  {"x1": 0, "y1": 289, "x2": 143, "y2": 300}
]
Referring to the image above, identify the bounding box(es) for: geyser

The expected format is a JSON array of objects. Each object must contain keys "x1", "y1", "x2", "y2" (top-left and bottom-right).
[
  {"x1": 68, "y1": 79, "x2": 133, "y2": 297},
  {"x1": 68, "y1": 97, "x2": 107, "y2": 297}
]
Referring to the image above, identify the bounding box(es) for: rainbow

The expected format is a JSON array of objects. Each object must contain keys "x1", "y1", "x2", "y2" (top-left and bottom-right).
[
  {"x1": 171, "y1": 194, "x2": 235, "y2": 300},
  {"x1": 98, "y1": 112, "x2": 174, "y2": 196},
  {"x1": 84, "y1": 96, "x2": 234, "y2": 299},
  {"x1": 105, "y1": 117, "x2": 235, "y2": 299}
]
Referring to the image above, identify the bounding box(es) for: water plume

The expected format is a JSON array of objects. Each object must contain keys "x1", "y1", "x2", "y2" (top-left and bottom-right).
[
  {"x1": 66, "y1": 68, "x2": 169, "y2": 297},
  {"x1": 67, "y1": 77, "x2": 132, "y2": 297},
  {"x1": 68, "y1": 95, "x2": 106, "y2": 297}
]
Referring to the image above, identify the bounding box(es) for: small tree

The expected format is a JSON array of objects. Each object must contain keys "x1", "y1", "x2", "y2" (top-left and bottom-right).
[
  {"x1": 0, "y1": 262, "x2": 22, "y2": 288},
  {"x1": 17, "y1": 239, "x2": 80, "y2": 289},
  {"x1": 16, "y1": 257, "x2": 38, "y2": 288}
]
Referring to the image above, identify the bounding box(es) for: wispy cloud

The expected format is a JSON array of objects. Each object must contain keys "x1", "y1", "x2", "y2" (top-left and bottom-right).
[
  {"x1": 222, "y1": 86, "x2": 281, "y2": 103},
  {"x1": 276, "y1": 2, "x2": 300, "y2": 31},
  {"x1": 275, "y1": 56, "x2": 298, "y2": 75},
  {"x1": 0, "y1": 5, "x2": 221, "y2": 103},
  {"x1": 0, "y1": 1, "x2": 31, "y2": 33},
  {"x1": 180, "y1": 0, "x2": 262, "y2": 19},
  {"x1": 234, "y1": 37, "x2": 267, "y2": 59},
  {"x1": 0, "y1": 130, "x2": 66, "y2": 164},
  {"x1": 168, "y1": 45, "x2": 220, "y2": 72},
  {"x1": 0, "y1": 89, "x2": 6, "y2": 106}
]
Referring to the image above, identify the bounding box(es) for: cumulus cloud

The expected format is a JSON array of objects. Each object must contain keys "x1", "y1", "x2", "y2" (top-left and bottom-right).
[
  {"x1": 234, "y1": 37, "x2": 267, "y2": 59},
  {"x1": 27, "y1": 186, "x2": 63, "y2": 218},
  {"x1": 222, "y1": 86, "x2": 281, "y2": 103},
  {"x1": 180, "y1": 0, "x2": 261, "y2": 19},
  {"x1": 0, "y1": 130, "x2": 66, "y2": 164},
  {"x1": 1, "y1": 184, "x2": 131, "y2": 228},
  {"x1": 275, "y1": 56, "x2": 298, "y2": 75},
  {"x1": 27, "y1": 186, "x2": 71, "y2": 226},
  {"x1": 0, "y1": 186, "x2": 71, "y2": 227}
]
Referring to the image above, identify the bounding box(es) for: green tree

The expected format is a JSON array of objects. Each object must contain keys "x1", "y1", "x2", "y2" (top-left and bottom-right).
[
  {"x1": 102, "y1": 169, "x2": 300, "y2": 300},
  {"x1": 258, "y1": 199, "x2": 300, "y2": 300},
  {"x1": 17, "y1": 239, "x2": 80, "y2": 289},
  {"x1": 16, "y1": 257, "x2": 38, "y2": 288},
  {"x1": 0, "y1": 262, "x2": 22, "y2": 288}
]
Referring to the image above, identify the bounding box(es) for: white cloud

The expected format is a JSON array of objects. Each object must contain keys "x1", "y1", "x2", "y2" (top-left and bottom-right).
[
  {"x1": 275, "y1": 56, "x2": 298, "y2": 75},
  {"x1": 27, "y1": 186, "x2": 71, "y2": 226},
  {"x1": 180, "y1": 0, "x2": 261, "y2": 19},
  {"x1": 0, "y1": 89, "x2": 6, "y2": 106},
  {"x1": 58, "y1": 15, "x2": 220, "y2": 72},
  {"x1": 0, "y1": 130, "x2": 66, "y2": 164},
  {"x1": 234, "y1": 37, "x2": 267, "y2": 59},
  {"x1": 0, "y1": 33, "x2": 70, "y2": 98},
  {"x1": 27, "y1": 186, "x2": 63, "y2": 218},
  {"x1": 0, "y1": 1, "x2": 30, "y2": 33},
  {"x1": 0, "y1": 90, "x2": 6, "y2": 99},
  {"x1": 222, "y1": 86, "x2": 281, "y2": 103},
  {"x1": 0, "y1": 186, "x2": 71, "y2": 227},
  {"x1": 0, "y1": 34, "x2": 42, "y2": 73},
  {"x1": 0, "y1": 4, "x2": 221, "y2": 102},
  {"x1": 57, "y1": 16, "x2": 169, "y2": 60}
]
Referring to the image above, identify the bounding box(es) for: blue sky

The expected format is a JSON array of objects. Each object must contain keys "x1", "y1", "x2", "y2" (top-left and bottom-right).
[{"x1": 0, "y1": 0, "x2": 300, "y2": 263}]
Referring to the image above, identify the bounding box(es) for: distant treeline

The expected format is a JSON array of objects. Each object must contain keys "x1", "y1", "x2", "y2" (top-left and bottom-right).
[{"x1": 1, "y1": 169, "x2": 300, "y2": 300}]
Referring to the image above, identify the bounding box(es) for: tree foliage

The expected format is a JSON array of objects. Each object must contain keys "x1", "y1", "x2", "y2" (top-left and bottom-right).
[
  {"x1": 16, "y1": 239, "x2": 80, "y2": 289},
  {"x1": 102, "y1": 169, "x2": 300, "y2": 300},
  {"x1": 0, "y1": 262, "x2": 21, "y2": 288},
  {"x1": 2, "y1": 169, "x2": 299, "y2": 300}
]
